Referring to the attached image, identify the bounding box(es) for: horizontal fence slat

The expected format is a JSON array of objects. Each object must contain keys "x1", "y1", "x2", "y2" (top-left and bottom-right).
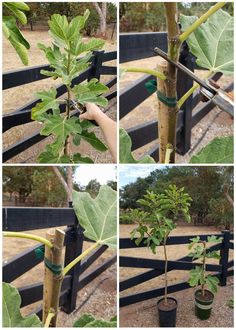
[
  {"x1": 227, "y1": 259, "x2": 234, "y2": 269},
  {"x1": 3, "y1": 207, "x2": 75, "y2": 231},
  {"x1": 19, "y1": 275, "x2": 71, "y2": 307},
  {"x1": 120, "y1": 280, "x2": 191, "y2": 307},
  {"x1": 78, "y1": 255, "x2": 116, "y2": 291},
  {"x1": 120, "y1": 234, "x2": 223, "y2": 248},
  {"x1": 229, "y1": 242, "x2": 234, "y2": 249},
  {"x1": 120, "y1": 256, "x2": 221, "y2": 272},
  {"x1": 101, "y1": 51, "x2": 117, "y2": 62},
  {"x1": 120, "y1": 74, "x2": 155, "y2": 119},
  {"x1": 227, "y1": 269, "x2": 234, "y2": 277},
  {"x1": 99, "y1": 66, "x2": 117, "y2": 75},
  {"x1": 3, "y1": 131, "x2": 45, "y2": 162},
  {"x1": 106, "y1": 77, "x2": 117, "y2": 88},
  {"x1": 120, "y1": 32, "x2": 167, "y2": 63},
  {"x1": 3, "y1": 243, "x2": 44, "y2": 282},
  {"x1": 80, "y1": 245, "x2": 108, "y2": 275}
]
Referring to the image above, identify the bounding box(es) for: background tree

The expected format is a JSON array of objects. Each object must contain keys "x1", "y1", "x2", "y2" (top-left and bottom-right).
[
  {"x1": 120, "y1": 166, "x2": 233, "y2": 229},
  {"x1": 93, "y1": 2, "x2": 107, "y2": 38}
]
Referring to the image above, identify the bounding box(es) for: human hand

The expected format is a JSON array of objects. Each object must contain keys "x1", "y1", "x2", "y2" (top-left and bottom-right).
[{"x1": 79, "y1": 103, "x2": 103, "y2": 121}]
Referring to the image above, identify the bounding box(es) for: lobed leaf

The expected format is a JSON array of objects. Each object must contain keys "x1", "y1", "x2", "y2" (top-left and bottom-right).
[
  {"x1": 73, "y1": 185, "x2": 117, "y2": 248},
  {"x1": 205, "y1": 275, "x2": 219, "y2": 294},
  {"x1": 77, "y1": 131, "x2": 107, "y2": 152},
  {"x1": 190, "y1": 136, "x2": 233, "y2": 164},
  {"x1": 31, "y1": 88, "x2": 60, "y2": 120},
  {"x1": 180, "y1": 9, "x2": 233, "y2": 75},
  {"x1": 119, "y1": 128, "x2": 156, "y2": 164},
  {"x1": 73, "y1": 78, "x2": 109, "y2": 107},
  {"x1": 3, "y1": 283, "x2": 42, "y2": 327}
]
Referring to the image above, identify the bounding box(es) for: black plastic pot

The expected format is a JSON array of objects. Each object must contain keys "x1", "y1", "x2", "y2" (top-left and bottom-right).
[
  {"x1": 195, "y1": 289, "x2": 214, "y2": 320},
  {"x1": 157, "y1": 297, "x2": 178, "y2": 327}
]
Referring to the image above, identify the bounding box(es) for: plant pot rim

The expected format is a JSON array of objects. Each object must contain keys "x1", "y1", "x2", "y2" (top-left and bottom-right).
[
  {"x1": 157, "y1": 296, "x2": 178, "y2": 308},
  {"x1": 195, "y1": 289, "x2": 214, "y2": 301}
]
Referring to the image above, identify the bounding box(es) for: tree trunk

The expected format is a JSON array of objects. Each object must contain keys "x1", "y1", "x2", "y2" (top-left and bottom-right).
[
  {"x1": 93, "y1": 2, "x2": 107, "y2": 38},
  {"x1": 156, "y1": 3, "x2": 180, "y2": 163}
]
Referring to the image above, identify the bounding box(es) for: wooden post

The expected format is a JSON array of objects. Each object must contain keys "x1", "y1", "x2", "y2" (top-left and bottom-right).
[
  {"x1": 62, "y1": 215, "x2": 84, "y2": 314},
  {"x1": 219, "y1": 230, "x2": 230, "y2": 286},
  {"x1": 50, "y1": 229, "x2": 65, "y2": 327},
  {"x1": 88, "y1": 50, "x2": 104, "y2": 80},
  {"x1": 43, "y1": 230, "x2": 54, "y2": 324},
  {"x1": 156, "y1": 56, "x2": 178, "y2": 163}
]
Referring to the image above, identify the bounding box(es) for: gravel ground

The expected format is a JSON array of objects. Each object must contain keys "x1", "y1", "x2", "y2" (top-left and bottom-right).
[
  {"x1": 120, "y1": 57, "x2": 233, "y2": 163},
  {"x1": 120, "y1": 277, "x2": 234, "y2": 327}
]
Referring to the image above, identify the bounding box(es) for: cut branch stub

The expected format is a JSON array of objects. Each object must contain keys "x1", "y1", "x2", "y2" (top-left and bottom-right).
[{"x1": 156, "y1": 56, "x2": 178, "y2": 163}]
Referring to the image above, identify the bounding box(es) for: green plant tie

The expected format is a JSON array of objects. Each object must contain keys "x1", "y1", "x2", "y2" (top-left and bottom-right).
[
  {"x1": 157, "y1": 90, "x2": 177, "y2": 108},
  {"x1": 35, "y1": 246, "x2": 45, "y2": 259},
  {"x1": 44, "y1": 258, "x2": 62, "y2": 275},
  {"x1": 144, "y1": 79, "x2": 157, "y2": 94}
]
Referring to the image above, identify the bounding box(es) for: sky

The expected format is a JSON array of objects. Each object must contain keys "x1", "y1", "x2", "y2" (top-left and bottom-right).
[
  {"x1": 74, "y1": 165, "x2": 117, "y2": 186},
  {"x1": 119, "y1": 165, "x2": 165, "y2": 187}
]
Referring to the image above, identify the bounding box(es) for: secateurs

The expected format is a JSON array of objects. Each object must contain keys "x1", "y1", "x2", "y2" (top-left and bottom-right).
[{"x1": 154, "y1": 47, "x2": 234, "y2": 116}]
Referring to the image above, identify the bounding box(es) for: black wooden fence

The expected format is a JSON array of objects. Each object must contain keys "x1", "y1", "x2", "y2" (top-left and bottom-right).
[
  {"x1": 2, "y1": 206, "x2": 116, "y2": 318},
  {"x1": 3, "y1": 50, "x2": 117, "y2": 162},
  {"x1": 120, "y1": 32, "x2": 234, "y2": 161},
  {"x1": 119, "y1": 231, "x2": 233, "y2": 307}
]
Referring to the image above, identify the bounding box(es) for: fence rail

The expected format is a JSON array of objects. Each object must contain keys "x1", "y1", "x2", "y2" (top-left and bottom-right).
[
  {"x1": 120, "y1": 32, "x2": 234, "y2": 161},
  {"x1": 3, "y1": 50, "x2": 117, "y2": 162},
  {"x1": 2, "y1": 206, "x2": 116, "y2": 318},
  {"x1": 119, "y1": 231, "x2": 233, "y2": 307}
]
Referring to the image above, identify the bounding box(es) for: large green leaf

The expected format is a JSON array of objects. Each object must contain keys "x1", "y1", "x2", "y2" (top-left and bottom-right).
[
  {"x1": 71, "y1": 38, "x2": 105, "y2": 57},
  {"x1": 41, "y1": 115, "x2": 82, "y2": 141},
  {"x1": 73, "y1": 78, "x2": 109, "y2": 107},
  {"x1": 119, "y1": 128, "x2": 155, "y2": 163},
  {"x1": 180, "y1": 9, "x2": 233, "y2": 75},
  {"x1": 190, "y1": 136, "x2": 233, "y2": 164},
  {"x1": 206, "y1": 275, "x2": 219, "y2": 294},
  {"x1": 78, "y1": 131, "x2": 107, "y2": 152},
  {"x1": 3, "y1": 16, "x2": 30, "y2": 65},
  {"x1": 31, "y1": 88, "x2": 60, "y2": 120},
  {"x1": 3, "y1": 282, "x2": 42, "y2": 327},
  {"x1": 73, "y1": 185, "x2": 117, "y2": 248},
  {"x1": 73, "y1": 314, "x2": 117, "y2": 328},
  {"x1": 4, "y1": 2, "x2": 29, "y2": 25}
]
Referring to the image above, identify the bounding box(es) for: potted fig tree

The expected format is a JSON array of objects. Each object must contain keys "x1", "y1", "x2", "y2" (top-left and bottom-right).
[
  {"x1": 188, "y1": 235, "x2": 223, "y2": 320},
  {"x1": 130, "y1": 184, "x2": 192, "y2": 327}
]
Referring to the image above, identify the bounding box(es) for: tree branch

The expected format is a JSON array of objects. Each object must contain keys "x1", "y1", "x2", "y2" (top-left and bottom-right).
[{"x1": 52, "y1": 166, "x2": 72, "y2": 202}]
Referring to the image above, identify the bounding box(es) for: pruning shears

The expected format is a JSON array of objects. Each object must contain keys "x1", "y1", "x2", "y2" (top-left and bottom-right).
[
  {"x1": 68, "y1": 99, "x2": 98, "y2": 126},
  {"x1": 154, "y1": 47, "x2": 234, "y2": 116}
]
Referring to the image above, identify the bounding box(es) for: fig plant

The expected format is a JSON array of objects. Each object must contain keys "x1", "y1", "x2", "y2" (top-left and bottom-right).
[
  {"x1": 120, "y1": 3, "x2": 233, "y2": 164},
  {"x1": 31, "y1": 10, "x2": 110, "y2": 163},
  {"x1": 188, "y1": 235, "x2": 223, "y2": 319},
  {"x1": 3, "y1": 185, "x2": 117, "y2": 327},
  {"x1": 130, "y1": 184, "x2": 192, "y2": 326}
]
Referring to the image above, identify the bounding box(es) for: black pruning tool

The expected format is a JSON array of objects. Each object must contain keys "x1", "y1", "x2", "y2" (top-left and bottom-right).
[
  {"x1": 69, "y1": 99, "x2": 98, "y2": 126},
  {"x1": 154, "y1": 47, "x2": 234, "y2": 116}
]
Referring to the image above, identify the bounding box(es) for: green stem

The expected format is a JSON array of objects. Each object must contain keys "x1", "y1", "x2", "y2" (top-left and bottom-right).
[
  {"x1": 3, "y1": 231, "x2": 53, "y2": 249},
  {"x1": 124, "y1": 67, "x2": 166, "y2": 80},
  {"x1": 62, "y1": 242, "x2": 99, "y2": 276},
  {"x1": 64, "y1": 42, "x2": 72, "y2": 156},
  {"x1": 179, "y1": 2, "x2": 226, "y2": 42},
  {"x1": 177, "y1": 71, "x2": 213, "y2": 108},
  {"x1": 44, "y1": 310, "x2": 55, "y2": 328}
]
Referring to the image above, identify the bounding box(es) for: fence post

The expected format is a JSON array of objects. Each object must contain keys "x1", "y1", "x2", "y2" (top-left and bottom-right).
[
  {"x1": 61, "y1": 207, "x2": 84, "y2": 314},
  {"x1": 176, "y1": 42, "x2": 194, "y2": 155},
  {"x1": 88, "y1": 50, "x2": 104, "y2": 80},
  {"x1": 219, "y1": 230, "x2": 230, "y2": 286}
]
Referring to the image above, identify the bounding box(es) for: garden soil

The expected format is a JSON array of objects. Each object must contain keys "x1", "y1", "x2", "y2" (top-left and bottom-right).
[
  {"x1": 120, "y1": 57, "x2": 233, "y2": 163},
  {"x1": 3, "y1": 29, "x2": 117, "y2": 164},
  {"x1": 3, "y1": 228, "x2": 117, "y2": 327},
  {"x1": 119, "y1": 224, "x2": 234, "y2": 327}
]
